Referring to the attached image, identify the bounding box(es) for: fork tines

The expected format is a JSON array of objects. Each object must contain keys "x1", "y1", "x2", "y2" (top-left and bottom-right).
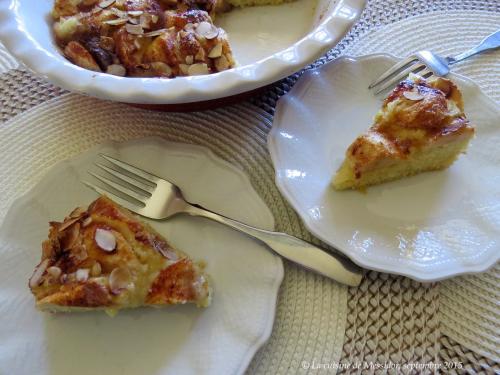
[
  {"x1": 369, "y1": 56, "x2": 434, "y2": 94},
  {"x1": 83, "y1": 154, "x2": 159, "y2": 211}
]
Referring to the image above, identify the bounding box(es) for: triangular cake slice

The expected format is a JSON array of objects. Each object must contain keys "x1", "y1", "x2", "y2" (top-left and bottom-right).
[
  {"x1": 332, "y1": 75, "x2": 475, "y2": 190},
  {"x1": 29, "y1": 196, "x2": 211, "y2": 315}
]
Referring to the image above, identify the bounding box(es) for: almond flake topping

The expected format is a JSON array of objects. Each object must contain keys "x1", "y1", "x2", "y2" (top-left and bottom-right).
[
  {"x1": 91, "y1": 262, "x2": 102, "y2": 277},
  {"x1": 98, "y1": 0, "x2": 115, "y2": 8},
  {"x1": 82, "y1": 216, "x2": 93, "y2": 227},
  {"x1": 141, "y1": 28, "x2": 167, "y2": 37},
  {"x1": 151, "y1": 62, "x2": 172, "y2": 76},
  {"x1": 95, "y1": 228, "x2": 116, "y2": 251},
  {"x1": 214, "y1": 55, "x2": 229, "y2": 71},
  {"x1": 188, "y1": 63, "x2": 209, "y2": 76},
  {"x1": 125, "y1": 23, "x2": 144, "y2": 35},
  {"x1": 179, "y1": 64, "x2": 189, "y2": 75},
  {"x1": 109, "y1": 267, "x2": 133, "y2": 294},
  {"x1": 196, "y1": 21, "x2": 218, "y2": 40},
  {"x1": 58, "y1": 216, "x2": 81, "y2": 232},
  {"x1": 47, "y1": 266, "x2": 62, "y2": 279},
  {"x1": 208, "y1": 43, "x2": 222, "y2": 58},
  {"x1": 104, "y1": 18, "x2": 128, "y2": 26},
  {"x1": 29, "y1": 259, "x2": 50, "y2": 288},
  {"x1": 76, "y1": 268, "x2": 90, "y2": 282},
  {"x1": 128, "y1": 10, "x2": 143, "y2": 16},
  {"x1": 70, "y1": 207, "x2": 86, "y2": 218},
  {"x1": 403, "y1": 90, "x2": 424, "y2": 101},
  {"x1": 110, "y1": 7, "x2": 127, "y2": 18}
]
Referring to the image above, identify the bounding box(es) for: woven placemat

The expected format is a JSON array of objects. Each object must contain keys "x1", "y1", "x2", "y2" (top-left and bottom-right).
[
  {"x1": 0, "y1": 92, "x2": 349, "y2": 375},
  {"x1": 341, "y1": 10, "x2": 500, "y2": 373},
  {"x1": 1, "y1": 1, "x2": 499, "y2": 374}
]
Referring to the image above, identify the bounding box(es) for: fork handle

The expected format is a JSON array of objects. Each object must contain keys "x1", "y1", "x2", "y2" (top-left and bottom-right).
[
  {"x1": 448, "y1": 29, "x2": 500, "y2": 64},
  {"x1": 185, "y1": 205, "x2": 363, "y2": 286}
]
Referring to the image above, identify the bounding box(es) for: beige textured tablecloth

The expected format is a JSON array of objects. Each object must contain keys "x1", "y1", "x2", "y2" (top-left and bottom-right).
[{"x1": 1, "y1": 1, "x2": 499, "y2": 374}]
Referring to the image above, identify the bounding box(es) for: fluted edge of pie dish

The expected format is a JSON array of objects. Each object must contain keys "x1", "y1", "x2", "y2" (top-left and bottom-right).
[{"x1": 0, "y1": 0, "x2": 366, "y2": 104}]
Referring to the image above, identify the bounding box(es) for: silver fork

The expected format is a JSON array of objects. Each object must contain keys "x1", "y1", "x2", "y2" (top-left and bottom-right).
[
  {"x1": 369, "y1": 28, "x2": 500, "y2": 94},
  {"x1": 83, "y1": 154, "x2": 363, "y2": 287}
]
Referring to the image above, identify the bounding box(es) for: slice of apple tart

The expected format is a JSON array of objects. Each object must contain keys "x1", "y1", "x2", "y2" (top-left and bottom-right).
[{"x1": 29, "y1": 196, "x2": 212, "y2": 315}]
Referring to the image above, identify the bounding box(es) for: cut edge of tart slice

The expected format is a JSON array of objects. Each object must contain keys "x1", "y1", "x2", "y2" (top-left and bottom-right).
[
  {"x1": 332, "y1": 75, "x2": 475, "y2": 190},
  {"x1": 29, "y1": 195, "x2": 212, "y2": 315}
]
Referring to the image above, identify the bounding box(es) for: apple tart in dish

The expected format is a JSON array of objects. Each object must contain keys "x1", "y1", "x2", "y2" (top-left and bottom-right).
[
  {"x1": 29, "y1": 196, "x2": 212, "y2": 315},
  {"x1": 53, "y1": 0, "x2": 237, "y2": 77},
  {"x1": 52, "y1": 0, "x2": 297, "y2": 78}
]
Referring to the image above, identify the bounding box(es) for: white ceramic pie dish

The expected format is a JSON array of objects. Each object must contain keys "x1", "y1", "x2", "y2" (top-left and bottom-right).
[
  {"x1": 0, "y1": 0, "x2": 365, "y2": 105},
  {"x1": 269, "y1": 54, "x2": 500, "y2": 282}
]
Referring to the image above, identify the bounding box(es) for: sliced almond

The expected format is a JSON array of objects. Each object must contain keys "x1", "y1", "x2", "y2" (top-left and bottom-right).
[
  {"x1": 139, "y1": 13, "x2": 152, "y2": 29},
  {"x1": 29, "y1": 259, "x2": 50, "y2": 288},
  {"x1": 107, "y1": 64, "x2": 126, "y2": 76},
  {"x1": 194, "y1": 48, "x2": 205, "y2": 61},
  {"x1": 157, "y1": 246, "x2": 178, "y2": 260},
  {"x1": 60, "y1": 222, "x2": 80, "y2": 250},
  {"x1": 151, "y1": 14, "x2": 159, "y2": 23},
  {"x1": 125, "y1": 23, "x2": 143, "y2": 35},
  {"x1": 151, "y1": 62, "x2": 172, "y2": 76},
  {"x1": 128, "y1": 10, "x2": 143, "y2": 16},
  {"x1": 98, "y1": 0, "x2": 115, "y2": 8},
  {"x1": 128, "y1": 18, "x2": 140, "y2": 25},
  {"x1": 109, "y1": 267, "x2": 133, "y2": 294},
  {"x1": 95, "y1": 228, "x2": 116, "y2": 252},
  {"x1": 185, "y1": 55, "x2": 193, "y2": 65},
  {"x1": 72, "y1": 244, "x2": 88, "y2": 262},
  {"x1": 214, "y1": 55, "x2": 229, "y2": 72},
  {"x1": 184, "y1": 23, "x2": 195, "y2": 31},
  {"x1": 82, "y1": 216, "x2": 93, "y2": 227},
  {"x1": 76, "y1": 268, "x2": 90, "y2": 282},
  {"x1": 208, "y1": 43, "x2": 222, "y2": 59},
  {"x1": 104, "y1": 18, "x2": 128, "y2": 26},
  {"x1": 141, "y1": 28, "x2": 167, "y2": 37},
  {"x1": 58, "y1": 216, "x2": 80, "y2": 232},
  {"x1": 70, "y1": 207, "x2": 86, "y2": 218},
  {"x1": 196, "y1": 21, "x2": 218, "y2": 40},
  {"x1": 179, "y1": 64, "x2": 189, "y2": 75},
  {"x1": 403, "y1": 90, "x2": 424, "y2": 101},
  {"x1": 47, "y1": 266, "x2": 62, "y2": 280},
  {"x1": 110, "y1": 7, "x2": 127, "y2": 18},
  {"x1": 188, "y1": 63, "x2": 209, "y2": 76},
  {"x1": 90, "y1": 262, "x2": 102, "y2": 277}
]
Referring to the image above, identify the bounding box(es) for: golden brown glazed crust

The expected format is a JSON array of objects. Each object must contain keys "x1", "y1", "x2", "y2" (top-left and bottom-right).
[
  {"x1": 52, "y1": 0, "x2": 234, "y2": 77},
  {"x1": 346, "y1": 76, "x2": 474, "y2": 179},
  {"x1": 29, "y1": 196, "x2": 211, "y2": 312}
]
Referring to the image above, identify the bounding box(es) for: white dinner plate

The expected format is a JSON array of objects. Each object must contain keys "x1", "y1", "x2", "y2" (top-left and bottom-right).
[
  {"x1": 268, "y1": 54, "x2": 500, "y2": 281},
  {"x1": 0, "y1": 138, "x2": 283, "y2": 375}
]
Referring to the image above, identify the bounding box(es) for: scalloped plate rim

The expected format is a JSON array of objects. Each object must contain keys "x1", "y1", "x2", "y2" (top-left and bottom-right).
[
  {"x1": 268, "y1": 53, "x2": 500, "y2": 282},
  {"x1": 0, "y1": 137, "x2": 284, "y2": 375}
]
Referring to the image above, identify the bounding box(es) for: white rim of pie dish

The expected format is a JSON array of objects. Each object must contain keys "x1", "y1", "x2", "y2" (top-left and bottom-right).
[
  {"x1": 268, "y1": 53, "x2": 500, "y2": 282},
  {"x1": 0, "y1": 0, "x2": 366, "y2": 104}
]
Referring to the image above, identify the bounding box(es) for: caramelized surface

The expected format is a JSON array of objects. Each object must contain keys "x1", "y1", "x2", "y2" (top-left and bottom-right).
[
  {"x1": 333, "y1": 76, "x2": 475, "y2": 189},
  {"x1": 52, "y1": 0, "x2": 234, "y2": 77},
  {"x1": 29, "y1": 196, "x2": 211, "y2": 312}
]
